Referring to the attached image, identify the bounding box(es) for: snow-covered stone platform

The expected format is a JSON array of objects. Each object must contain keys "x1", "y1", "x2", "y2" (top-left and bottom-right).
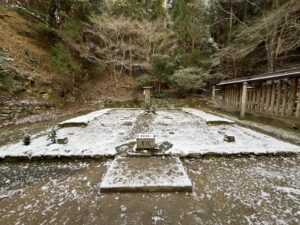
[
  {"x1": 100, "y1": 157, "x2": 193, "y2": 192},
  {"x1": 0, "y1": 108, "x2": 299, "y2": 159},
  {"x1": 182, "y1": 108, "x2": 235, "y2": 124}
]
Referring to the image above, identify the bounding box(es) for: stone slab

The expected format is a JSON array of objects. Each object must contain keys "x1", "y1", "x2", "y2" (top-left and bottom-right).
[{"x1": 100, "y1": 157, "x2": 193, "y2": 193}]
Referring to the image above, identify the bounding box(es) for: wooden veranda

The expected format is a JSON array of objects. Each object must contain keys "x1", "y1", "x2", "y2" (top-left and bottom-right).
[{"x1": 213, "y1": 68, "x2": 300, "y2": 124}]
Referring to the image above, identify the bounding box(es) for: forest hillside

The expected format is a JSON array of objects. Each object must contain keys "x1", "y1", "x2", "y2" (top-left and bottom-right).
[{"x1": 0, "y1": 0, "x2": 299, "y2": 107}]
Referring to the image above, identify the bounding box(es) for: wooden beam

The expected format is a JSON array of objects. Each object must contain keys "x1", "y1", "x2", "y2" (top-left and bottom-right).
[{"x1": 217, "y1": 68, "x2": 300, "y2": 86}]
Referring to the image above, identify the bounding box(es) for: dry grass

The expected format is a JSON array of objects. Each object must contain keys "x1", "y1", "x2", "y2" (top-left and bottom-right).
[{"x1": 0, "y1": 5, "x2": 53, "y2": 81}]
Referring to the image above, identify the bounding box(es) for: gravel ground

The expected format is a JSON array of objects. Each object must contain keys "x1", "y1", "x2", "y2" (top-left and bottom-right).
[{"x1": 0, "y1": 156, "x2": 299, "y2": 225}]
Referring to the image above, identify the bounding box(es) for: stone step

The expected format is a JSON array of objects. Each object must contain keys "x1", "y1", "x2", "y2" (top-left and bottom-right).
[{"x1": 100, "y1": 156, "x2": 193, "y2": 193}]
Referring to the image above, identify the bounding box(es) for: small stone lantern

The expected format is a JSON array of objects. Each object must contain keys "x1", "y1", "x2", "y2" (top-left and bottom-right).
[{"x1": 143, "y1": 86, "x2": 152, "y2": 111}]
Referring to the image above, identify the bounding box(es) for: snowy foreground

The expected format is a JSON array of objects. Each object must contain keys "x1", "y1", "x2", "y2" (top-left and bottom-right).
[
  {"x1": 1, "y1": 157, "x2": 300, "y2": 224},
  {"x1": 0, "y1": 108, "x2": 299, "y2": 158}
]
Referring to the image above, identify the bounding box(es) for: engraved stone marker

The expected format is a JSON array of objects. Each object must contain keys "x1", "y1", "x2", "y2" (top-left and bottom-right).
[{"x1": 136, "y1": 133, "x2": 155, "y2": 150}]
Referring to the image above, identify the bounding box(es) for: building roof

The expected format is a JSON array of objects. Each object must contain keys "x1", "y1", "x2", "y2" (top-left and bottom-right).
[{"x1": 217, "y1": 68, "x2": 300, "y2": 86}]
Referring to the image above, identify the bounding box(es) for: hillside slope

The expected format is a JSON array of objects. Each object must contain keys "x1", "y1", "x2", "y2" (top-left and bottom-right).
[{"x1": 0, "y1": 4, "x2": 136, "y2": 105}]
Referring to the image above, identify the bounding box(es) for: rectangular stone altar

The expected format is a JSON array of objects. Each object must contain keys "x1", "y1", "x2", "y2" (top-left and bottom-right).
[{"x1": 100, "y1": 157, "x2": 193, "y2": 193}]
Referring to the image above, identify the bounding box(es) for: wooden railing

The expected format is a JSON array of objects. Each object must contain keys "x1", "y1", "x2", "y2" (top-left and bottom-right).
[{"x1": 214, "y1": 72, "x2": 300, "y2": 120}]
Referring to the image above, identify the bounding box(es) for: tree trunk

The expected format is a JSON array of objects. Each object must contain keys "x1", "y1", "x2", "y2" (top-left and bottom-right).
[
  {"x1": 227, "y1": 0, "x2": 233, "y2": 45},
  {"x1": 129, "y1": 34, "x2": 133, "y2": 77},
  {"x1": 49, "y1": 0, "x2": 58, "y2": 28},
  {"x1": 243, "y1": 1, "x2": 248, "y2": 22},
  {"x1": 158, "y1": 82, "x2": 161, "y2": 93}
]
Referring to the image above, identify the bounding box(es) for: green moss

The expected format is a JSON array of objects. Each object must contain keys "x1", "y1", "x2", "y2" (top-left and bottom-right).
[{"x1": 46, "y1": 91, "x2": 65, "y2": 108}]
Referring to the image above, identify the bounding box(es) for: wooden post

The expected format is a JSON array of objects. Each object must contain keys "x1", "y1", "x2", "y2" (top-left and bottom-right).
[
  {"x1": 212, "y1": 86, "x2": 216, "y2": 107},
  {"x1": 255, "y1": 87, "x2": 261, "y2": 112},
  {"x1": 281, "y1": 81, "x2": 288, "y2": 116},
  {"x1": 247, "y1": 90, "x2": 251, "y2": 111},
  {"x1": 269, "y1": 82, "x2": 276, "y2": 113},
  {"x1": 233, "y1": 86, "x2": 236, "y2": 109},
  {"x1": 226, "y1": 87, "x2": 229, "y2": 109},
  {"x1": 265, "y1": 83, "x2": 271, "y2": 113},
  {"x1": 240, "y1": 82, "x2": 248, "y2": 119},
  {"x1": 275, "y1": 81, "x2": 282, "y2": 115},
  {"x1": 296, "y1": 81, "x2": 300, "y2": 118},
  {"x1": 260, "y1": 84, "x2": 266, "y2": 112},
  {"x1": 287, "y1": 78, "x2": 298, "y2": 116},
  {"x1": 222, "y1": 87, "x2": 226, "y2": 110},
  {"x1": 234, "y1": 85, "x2": 238, "y2": 109},
  {"x1": 223, "y1": 87, "x2": 228, "y2": 109},
  {"x1": 252, "y1": 90, "x2": 256, "y2": 111},
  {"x1": 229, "y1": 87, "x2": 233, "y2": 108},
  {"x1": 238, "y1": 86, "x2": 242, "y2": 109}
]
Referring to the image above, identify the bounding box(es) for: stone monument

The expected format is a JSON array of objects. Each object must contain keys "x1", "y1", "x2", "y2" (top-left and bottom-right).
[{"x1": 143, "y1": 86, "x2": 152, "y2": 111}]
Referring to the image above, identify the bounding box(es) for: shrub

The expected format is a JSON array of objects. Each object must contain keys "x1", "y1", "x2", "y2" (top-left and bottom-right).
[
  {"x1": 174, "y1": 51, "x2": 212, "y2": 69},
  {"x1": 151, "y1": 54, "x2": 175, "y2": 92},
  {"x1": 172, "y1": 67, "x2": 207, "y2": 96},
  {"x1": 22, "y1": 130, "x2": 31, "y2": 146},
  {"x1": 35, "y1": 23, "x2": 58, "y2": 38},
  {"x1": 50, "y1": 43, "x2": 81, "y2": 73},
  {"x1": 47, "y1": 128, "x2": 57, "y2": 144},
  {"x1": 136, "y1": 74, "x2": 154, "y2": 88},
  {"x1": 64, "y1": 18, "x2": 82, "y2": 42},
  {"x1": 152, "y1": 91, "x2": 170, "y2": 99}
]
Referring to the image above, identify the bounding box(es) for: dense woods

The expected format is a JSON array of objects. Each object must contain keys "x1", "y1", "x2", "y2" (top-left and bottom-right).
[{"x1": 0, "y1": 0, "x2": 299, "y2": 102}]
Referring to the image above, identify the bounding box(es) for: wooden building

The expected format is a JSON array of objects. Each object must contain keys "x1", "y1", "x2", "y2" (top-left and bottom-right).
[{"x1": 213, "y1": 68, "x2": 300, "y2": 126}]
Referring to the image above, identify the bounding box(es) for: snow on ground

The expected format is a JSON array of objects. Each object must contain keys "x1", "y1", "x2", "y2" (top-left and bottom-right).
[
  {"x1": 100, "y1": 157, "x2": 192, "y2": 192},
  {"x1": 0, "y1": 108, "x2": 299, "y2": 158},
  {"x1": 0, "y1": 109, "x2": 139, "y2": 158},
  {"x1": 182, "y1": 108, "x2": 234, "y2": 124},
  {"x1": 1, "y1": 156, "x2": 299, "y2": 224},
  {"x1": 152, "y1": 110, "x2": 300, "y2": 156},
  {"x1": 58, "y1": 109, "x2": 111, "y2": 127}
]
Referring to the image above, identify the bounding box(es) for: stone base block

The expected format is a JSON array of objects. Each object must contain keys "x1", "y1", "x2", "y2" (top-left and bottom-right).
[{"x1": 100, "y1": 157, "x2": 192, "y2": 193}]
